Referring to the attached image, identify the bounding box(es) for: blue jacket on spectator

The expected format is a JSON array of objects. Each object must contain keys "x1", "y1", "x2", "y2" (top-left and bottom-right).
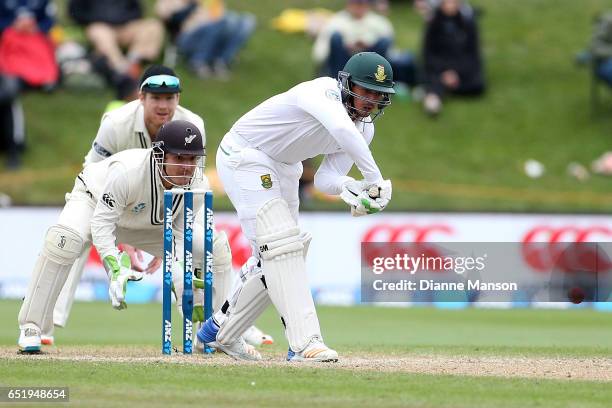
[{"x1": 0, "y1": 0, "x2": 54, "y2": 33}]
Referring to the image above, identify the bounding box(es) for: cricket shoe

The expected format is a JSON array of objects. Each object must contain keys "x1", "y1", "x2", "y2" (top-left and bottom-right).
[
  {"x1": 18, "y1": 327, "x2": 42, "y2": 353},
  {"x1": 243, "y1": 326, "x2": 274, "y2": 347},
  {"x1": 287, "y1": 336, "x2": 338, "y2": 362},
  {"x1": 197, "y1": 317, "x2": 261, "y2": 361}
]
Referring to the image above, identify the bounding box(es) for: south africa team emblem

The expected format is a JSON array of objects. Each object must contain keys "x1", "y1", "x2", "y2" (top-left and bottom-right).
[
  {"x1": 374, "y1": 65, "x2": 386, "y2": 82},
  {"x1": 260, "y1": 174, "x2": 273, "y2": 189}
]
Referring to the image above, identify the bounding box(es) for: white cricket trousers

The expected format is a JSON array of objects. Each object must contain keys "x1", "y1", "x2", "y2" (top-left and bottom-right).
[{"x1": 216, "y1": 131, "x2": 303, "y2": 253}]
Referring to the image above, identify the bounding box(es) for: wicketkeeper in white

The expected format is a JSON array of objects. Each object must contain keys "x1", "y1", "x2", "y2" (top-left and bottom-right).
[
  {"x1": 44, "y1": 65, "x2": 272, "y2": 348},
  {"x1": 18, "y1": 120, "x2": 260, "y2": 359},
  {"x1": 197, "y1": 52, "x2": 394, "y2": 362}
]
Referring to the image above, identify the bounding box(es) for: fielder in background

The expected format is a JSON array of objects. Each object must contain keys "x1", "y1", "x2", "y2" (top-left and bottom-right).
[
  {"x1": 197, "y1": 52, "x2": 394, "y2": 362},
  {"x1": 17, "y1": 120, "x2": 259, "y2": 359},
  {"x1": 44, "y1": 65, "x2": 273, "y2": 349}
]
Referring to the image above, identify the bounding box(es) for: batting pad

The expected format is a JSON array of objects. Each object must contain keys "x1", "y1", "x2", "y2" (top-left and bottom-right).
[
  {"x1": 50, "y1": 242, "x2": 91, "y2": 330},
  {"x1": 216, "y1": 270, "x2": 270, "y2": 345},
  {"x1": 212, "y1": 229, "x2": 234, "y2": 312},
  {"x1": 300, "y1": 231, "x2": 312, "y2": 258},
  {"x1": 256, "y1": 198, "x2": 321, "y2": 353},
  {"x1": 19, "y1": 225, "x2": 84, "y2": 331}
]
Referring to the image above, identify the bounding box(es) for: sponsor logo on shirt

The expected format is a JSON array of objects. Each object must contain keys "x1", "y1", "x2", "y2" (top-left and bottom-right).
[
  {"x1": 93, "y1": 142, "x2": 112, "y2": 158},
  {"x1": 325, "y1": 89, "x2": 341, "y2": 102},
  {"x1": 374, "y1": 65, "x2": 386, "y2": 82},
  {"x1": 260, "y1": 174, "x2": 273, "y2": 189},
  {"x1": 102, "y1": 192, "x2": 116, "y2": 209},
  {"x1": 132, "y1": 202, "x2": 146, "y2": 213}
]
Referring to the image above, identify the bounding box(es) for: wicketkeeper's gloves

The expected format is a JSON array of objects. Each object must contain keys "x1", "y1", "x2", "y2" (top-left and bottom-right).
[{"x1": 103, "y1": 250, "x2": 143, "y2": 310}]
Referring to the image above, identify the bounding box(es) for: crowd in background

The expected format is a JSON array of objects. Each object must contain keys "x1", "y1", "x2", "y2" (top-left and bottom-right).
[
  {"x1": 0, "y1": 0, "x2": 58, "y2": 169},
  {"x1": 1, "y1": 0, "x2": 488, "y2": 171},
  {"x1": 591, "y1": 11, "x2": 612, "y2": 87},
  {"x1": 311, "y1": 0, "x2": 484, "y2": 116}
]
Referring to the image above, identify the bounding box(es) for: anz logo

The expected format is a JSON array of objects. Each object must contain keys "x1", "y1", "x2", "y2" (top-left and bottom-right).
[
  {"x1": 164, "y1": 250, "x2": 173, "y2": 284},
  {"x1": 184, "y1": 319, "x2": 193, "y2": 338},
  {"x1": 185, "y1": 251, "x2": 193, "y2": 275},
  {"x1": 185, "y1": 207, "x2": 194, "y2": 242},
  {"x1": 205, "y1": 207, "x2": 213, "y2": 230},
  {"x1": 206, "y1": 250, "x2": 213, "y2": 275},
  {"x1": 164, "y1": 319, "x2": 172, "y2": 342},
  {"x1": 164, "y1": 207, "x2": 173, "y2": 242}
]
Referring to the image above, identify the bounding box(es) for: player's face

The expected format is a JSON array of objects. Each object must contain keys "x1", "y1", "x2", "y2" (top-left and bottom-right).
[
  {"x1": 347, "y1": 1, "x2": 370, "y2": 19},
  {"x1": 441, "y1": 0, "x2": 460, "y2": 16},
  {"x1": 351, "y1": 84, "x2": 384, "y2": 117},
  {"x1": 163, "y1": 153, "x2": 199, "y2": 187},
  {"x1": 141, "y1": 92, "x2": 180, "y2": 128}
]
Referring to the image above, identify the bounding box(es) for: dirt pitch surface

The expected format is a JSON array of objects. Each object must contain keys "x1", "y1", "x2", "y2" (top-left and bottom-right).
[{"x1": 2, "y1": 346, "x2": 610, "y2": 382}]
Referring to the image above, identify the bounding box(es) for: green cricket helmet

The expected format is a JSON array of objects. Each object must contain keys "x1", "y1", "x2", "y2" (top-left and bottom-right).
[{"x1": 337, "y1": 52, "x2": 395, "y2": 122}]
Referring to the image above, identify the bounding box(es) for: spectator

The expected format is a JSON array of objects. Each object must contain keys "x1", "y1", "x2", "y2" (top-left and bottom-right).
[
  {"x1": 591, "y1": 12, "x2": 612, "y2": 87},
  {"x1": 422, "y1": 0, "x2": 485, "y2": 115},
  {"x1": 0, "y1": 0, "x2": 58, "y2": 169},
  {"x1": 155, "y1": 0, "x2": 256, "y2": 79},
  {"x1": 0, "y1": 75, "x2": 23, "y2": 169},
  {"x1": 68, "y1": 0, "x2": 165, "y2": 100},
  {"x1": 414, "y1": 0, "x2": 475, "y2": 21},
  {"x1": 313, "y1": 0, "x2": 394, "y2": 78},
  {"x1": 373, "y1": 0, "x2": 390, "y2": 15}
]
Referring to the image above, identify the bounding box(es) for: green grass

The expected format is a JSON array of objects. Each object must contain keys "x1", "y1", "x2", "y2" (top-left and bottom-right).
[
  {"x1": 2, "y1": 0, "x2": 612, "y2": 212},
  {"x1": 2, "y1": 360, "x2": 611, "y2": 408},
  {"x1": 2, "y1": 301, "x2": 611, "y2": 355},
  {"x1": 1, "y1": 301, "x2": 611, "y2": 407}
]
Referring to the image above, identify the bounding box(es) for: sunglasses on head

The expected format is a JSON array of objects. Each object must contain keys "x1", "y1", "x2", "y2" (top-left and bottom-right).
[{"x1": 140, "y1": 75, "x2": 180, "y2": 91}]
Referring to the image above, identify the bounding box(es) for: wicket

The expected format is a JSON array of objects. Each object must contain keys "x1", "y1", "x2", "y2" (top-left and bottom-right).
[{"x1": 162, "y1": 189, "x2": 214, "y2": 355}]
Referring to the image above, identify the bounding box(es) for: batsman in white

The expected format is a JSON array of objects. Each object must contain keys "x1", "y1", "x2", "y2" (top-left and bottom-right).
[
  {"x1": 18, "y1": 120, "x2": 259, "y2": 359},
  {"x1": 43, "y1": 65, "x2": 272, "y2": 348},
  {"x1": 197, "y1": 52, "x2": 394, "y2": 362}
]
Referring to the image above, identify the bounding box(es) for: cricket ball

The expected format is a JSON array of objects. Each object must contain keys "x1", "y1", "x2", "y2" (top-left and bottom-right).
[{"x1": 568, "y1": 286, "x2": 585, "y2": 304}]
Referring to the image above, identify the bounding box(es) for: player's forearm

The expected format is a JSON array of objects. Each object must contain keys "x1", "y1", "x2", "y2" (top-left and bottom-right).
[
  {"x1": 90, "y1": 166, "x2": 129, "y2": 258},
  {"x1": 314, "y1": 171, "x2": 353, "y2": 195},
  {"x1": 91, "y1": 214, "x2": 120, "y2": 259},
  {"x1": 330, "y1": 127, "x2": 383, "y2": 183}
]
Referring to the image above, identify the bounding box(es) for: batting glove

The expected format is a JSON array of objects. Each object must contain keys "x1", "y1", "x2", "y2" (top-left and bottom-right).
[
  {"x1": 369, "y1": 179, "x2": 392, "y2": 210},
  {"x1": 340, "y1": 179, "x2": 386, "y2": 216}
]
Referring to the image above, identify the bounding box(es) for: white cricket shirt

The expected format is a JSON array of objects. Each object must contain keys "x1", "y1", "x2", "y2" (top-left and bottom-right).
[{"x1": 229, "y1": 76, "x2": 384, "y2": 193}]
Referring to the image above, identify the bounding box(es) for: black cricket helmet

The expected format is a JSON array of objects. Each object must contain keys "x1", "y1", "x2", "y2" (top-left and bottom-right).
[{"x1": 152, "y1": 120, "x2": 206, "y2": 187}]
